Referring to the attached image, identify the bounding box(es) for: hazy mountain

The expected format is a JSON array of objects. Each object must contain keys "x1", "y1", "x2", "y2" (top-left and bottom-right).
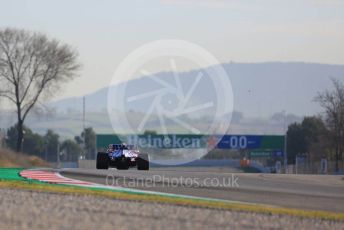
[{"x1": 49, "y1": 62, "x2": 344, "y2": 117}]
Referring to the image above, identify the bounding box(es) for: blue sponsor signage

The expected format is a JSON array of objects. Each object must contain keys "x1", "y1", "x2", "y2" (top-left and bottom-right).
[
  {"x1": 216, "y1": 135, "x2": 284, "y2": 150},
  {"x1": 217, "y1": 135, "x2": 262, "y2": 149},
  {"x1": 272, "y1": 150, "x2": 284, "y2": 157}
]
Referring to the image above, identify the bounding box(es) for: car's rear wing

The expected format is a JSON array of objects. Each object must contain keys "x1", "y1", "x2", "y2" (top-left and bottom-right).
[{"x1": 111, "y1": 144, "x2": 136, "y2": 150}]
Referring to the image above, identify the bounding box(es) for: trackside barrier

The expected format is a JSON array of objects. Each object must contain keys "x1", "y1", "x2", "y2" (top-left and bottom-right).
[
  {"x1": 78, "y1": 160, "x2": 96, "y2": 169},
  {"x1": 78, "y1": 159, "x2": 242, "y2": 169},
  {"x1": 249, "y1": 160, "x2": 271, "y2": 173},
  {"x1": 51, "y1": 162, "x2": 79, "y2": 169},
  {"x1": 77, "y1": 159, "x2": 268, "y2": 173},
  {"x1": 290, "y1": 159, "x2": 343, "y2": 174}
]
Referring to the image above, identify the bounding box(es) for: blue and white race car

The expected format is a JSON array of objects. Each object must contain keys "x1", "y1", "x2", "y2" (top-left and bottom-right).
[{"x1": 96, "y1": 144, "x2": 149, "y2": 170}]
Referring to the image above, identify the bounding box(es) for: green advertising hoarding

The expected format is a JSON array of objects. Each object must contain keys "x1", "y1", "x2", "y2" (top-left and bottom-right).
[
  {"x1": 96, "y1": 134, "x2": 284, "y2": 152},
  {"x1": 96, "y1": 134, "x2": 207, "y2": 150}
]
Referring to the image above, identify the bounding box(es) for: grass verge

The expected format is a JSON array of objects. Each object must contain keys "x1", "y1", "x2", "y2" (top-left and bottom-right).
[{"x1": 0, "y1": 179, "x2": 343, "y2": 222}]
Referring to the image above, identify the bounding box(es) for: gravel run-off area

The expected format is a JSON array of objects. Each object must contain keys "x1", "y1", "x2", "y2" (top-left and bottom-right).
[{"x1": 0, "y1": 188, "x2": 343, "y2": 230}]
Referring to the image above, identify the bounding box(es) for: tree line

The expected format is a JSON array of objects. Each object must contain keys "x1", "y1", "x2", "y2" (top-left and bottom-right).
[
  {"x1": 287, "y1": 79, "x2": 344, "y2": 172},
  {"x1": 4, "y1": 125, "x2": 96, "y2": 162}
]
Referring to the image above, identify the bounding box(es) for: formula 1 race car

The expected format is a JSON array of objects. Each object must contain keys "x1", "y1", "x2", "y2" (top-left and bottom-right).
[{"x1": 96, "y1": 144, "x2": 149, "y2": 170}]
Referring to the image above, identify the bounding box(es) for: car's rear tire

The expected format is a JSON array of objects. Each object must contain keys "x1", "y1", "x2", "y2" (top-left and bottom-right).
[
  {"x1": 96, "y1": 152, "x2": 109, "y2": 169},
  {"x1": 137, "y1": 153, "x2": 149, "y2": 170}
]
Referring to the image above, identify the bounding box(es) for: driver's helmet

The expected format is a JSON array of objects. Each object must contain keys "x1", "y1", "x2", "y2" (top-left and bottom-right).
[{"x1": 121, "y1": 143, "x2": 127, "y2": 149}]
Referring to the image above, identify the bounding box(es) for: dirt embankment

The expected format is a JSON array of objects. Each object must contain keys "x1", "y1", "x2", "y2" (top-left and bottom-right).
[{"x1": 0, "y1": 148, "x2": 50, "y2": 168}]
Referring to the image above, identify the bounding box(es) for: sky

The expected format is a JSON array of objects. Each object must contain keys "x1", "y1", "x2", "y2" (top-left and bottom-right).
[{"x1": 0, "y1": 0, "x2": 344, "y2": 100}]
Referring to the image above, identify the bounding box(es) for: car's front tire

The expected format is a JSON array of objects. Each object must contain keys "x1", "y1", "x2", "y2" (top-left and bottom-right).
[{"x1": 96, "y1": 152, "x2": 109, "y2": 169}]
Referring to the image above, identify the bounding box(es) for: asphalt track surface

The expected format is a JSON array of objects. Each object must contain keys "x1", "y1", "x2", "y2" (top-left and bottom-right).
[{"x1": 60, "y1": 167, "x2": 344, "y2": 213}]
